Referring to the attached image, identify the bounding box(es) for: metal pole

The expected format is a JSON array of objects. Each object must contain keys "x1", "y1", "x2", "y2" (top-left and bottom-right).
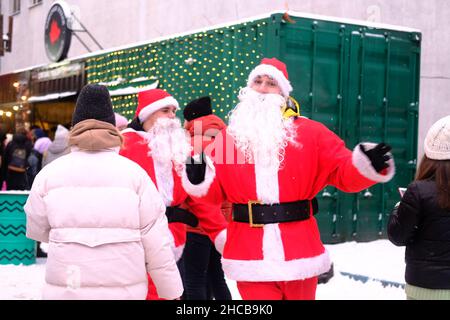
[
  {"x1": 72, "y1": 32, "x2": 92, "y2": 53},
  {"x1": 71, "y1": 14, "x2": 103, "y2": 50}
]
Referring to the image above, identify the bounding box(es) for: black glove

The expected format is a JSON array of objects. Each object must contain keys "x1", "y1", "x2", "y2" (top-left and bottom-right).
[
  {"x1": 185, "y1": 152, "x2": 206, "y2": 185},
  {"x1": 360, "y1": 143, "x2": 392, "y2": 173}
]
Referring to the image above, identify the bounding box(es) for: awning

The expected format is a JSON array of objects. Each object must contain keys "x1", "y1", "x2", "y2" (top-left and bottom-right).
[{"x1": 27, "y1": 91, "x2": 77, "y2": 103}]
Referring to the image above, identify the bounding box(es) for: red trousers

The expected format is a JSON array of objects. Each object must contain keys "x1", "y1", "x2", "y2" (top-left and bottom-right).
[{"x1": 236, "y1": 277, "x2": 318, "y2": 300}]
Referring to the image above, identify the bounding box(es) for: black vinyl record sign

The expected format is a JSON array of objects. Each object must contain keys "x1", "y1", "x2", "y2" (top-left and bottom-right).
[{"x1": 44, "y1": 2, "x2": 72, "y2": 62}]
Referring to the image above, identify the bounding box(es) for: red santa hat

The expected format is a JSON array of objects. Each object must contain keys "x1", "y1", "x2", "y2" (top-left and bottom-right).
[
  {"x1": 135, "y1": 88, "x2": 179, "y2": 123},
  {"x1": 246, "y1": 57, "x2": 293, "y2": 97}
]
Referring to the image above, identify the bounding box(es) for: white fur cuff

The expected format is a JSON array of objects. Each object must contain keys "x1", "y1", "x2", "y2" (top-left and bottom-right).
[
  {"x1": 181, "y1": 154, "x2": 216, "y2": 197},
  {"x1": 352, "y1": 142, "x2": 395, "y2": 183},
  {"x1": 214, "y1": 229, "x2": 227, "y2": 255}
]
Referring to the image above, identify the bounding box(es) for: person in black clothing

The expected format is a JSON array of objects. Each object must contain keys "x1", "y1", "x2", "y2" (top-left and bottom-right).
[
  {"x1": 1, "y1": 128, "x2": 32, "y2": 190},
  {"x1": 181, "y1": 96, "x2": 232, "y2": 300},
  {"x1": 388, "y1": 115, "x2": 450, "y2": 300},
  {"x1": 27, "y1": 137, "x2": 52, "y2": 188}
]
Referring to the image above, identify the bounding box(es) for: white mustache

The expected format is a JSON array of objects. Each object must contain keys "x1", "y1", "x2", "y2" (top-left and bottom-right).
[{"x1": 238, "y1": 87, "x2": 285, "y2": 106}]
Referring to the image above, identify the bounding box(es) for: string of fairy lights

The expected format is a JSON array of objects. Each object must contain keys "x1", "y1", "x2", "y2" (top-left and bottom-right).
[{"x1": 86, "y1": 20, "x2": 268, "y2": 120}]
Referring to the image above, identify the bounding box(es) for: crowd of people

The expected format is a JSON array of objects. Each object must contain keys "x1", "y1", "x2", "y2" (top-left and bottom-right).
[
  {"x1": 17, "y1": 57, "x2": 449, "y2": 300},
  {"x1": 0, "y1": 125, "x2": 69, "y2": 191}
]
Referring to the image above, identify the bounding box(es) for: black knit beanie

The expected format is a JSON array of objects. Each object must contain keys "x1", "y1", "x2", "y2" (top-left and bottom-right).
[
  {"x1": 183, "y1": 96, "x2": 212, "y2": 121},
  {"x1": 72, "y1": 84, "x2": 116, "y2": 126}
]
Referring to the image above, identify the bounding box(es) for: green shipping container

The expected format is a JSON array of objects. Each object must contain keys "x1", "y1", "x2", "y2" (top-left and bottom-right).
[
  {"x1": 0, "y1": 192, "x2": 36, "y2": 265},
  {"x1": 86, "y1": 11, "x2": 420, "y2": 243}
]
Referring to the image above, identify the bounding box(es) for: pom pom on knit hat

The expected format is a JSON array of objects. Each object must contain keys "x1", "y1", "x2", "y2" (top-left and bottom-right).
[
  {"x1": 183, "y1": 96, "x2": 212, "y2": 121},
  {"x1": 424, "y1": 115, "x2": 450, "y2": 160},
  {"x1": 72, "y1": 84, "x2": 115, "y2": 126}
]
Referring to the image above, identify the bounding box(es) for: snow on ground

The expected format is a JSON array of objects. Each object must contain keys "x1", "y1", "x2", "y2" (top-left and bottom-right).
[
  {"x1": 0, "y1": 258, "x2": 46, "y2": 300},
  {"x1": 317, "y1": 240, "x2": 406, "y2": 300},
  {"x1": 0, "y1": 240, "x2": 407, "y2": 300}
]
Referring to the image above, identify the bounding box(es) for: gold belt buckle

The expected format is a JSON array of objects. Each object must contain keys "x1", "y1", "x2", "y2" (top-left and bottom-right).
[{"x1": 248, "y1": 200, "x2": 264, "y2": 228}]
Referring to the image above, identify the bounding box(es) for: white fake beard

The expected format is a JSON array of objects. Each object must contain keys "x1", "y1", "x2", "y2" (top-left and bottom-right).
[
  {"x1": 147, "y1": 117, "x2": 192, "y2": 175},
  {"x1": 227, "y1": 87, "x2": 296, "y2": 170}
]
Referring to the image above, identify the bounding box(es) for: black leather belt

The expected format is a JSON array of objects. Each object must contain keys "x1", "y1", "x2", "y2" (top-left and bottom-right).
[
  {"x1": 165, "y1": 206, "x2": 199, "y2": 228},
  {"x1": 232, "y1": 198, "x2": 318, "y2": 227}
]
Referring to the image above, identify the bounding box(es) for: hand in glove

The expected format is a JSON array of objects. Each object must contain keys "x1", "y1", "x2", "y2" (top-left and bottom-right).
[
  {"x1": 185, "y1": 152, "x2": 206, "y2": 185},
  {"x1": 360, "y1": 143, "x2": 392, "y2": 173}
]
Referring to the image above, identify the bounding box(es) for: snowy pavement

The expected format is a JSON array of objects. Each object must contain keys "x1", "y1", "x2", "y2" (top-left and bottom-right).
[{"x1": 0, "y1": 240, "x2": 407, "y2": 300}]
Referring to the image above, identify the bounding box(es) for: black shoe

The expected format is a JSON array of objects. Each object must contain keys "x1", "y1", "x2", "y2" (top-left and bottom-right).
[{"x1": 318, "y1": 263, "x2": 334, "y2": 284}]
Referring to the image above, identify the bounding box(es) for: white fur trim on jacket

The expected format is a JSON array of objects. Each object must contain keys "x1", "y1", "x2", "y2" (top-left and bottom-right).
[
  {"x1": 138, "y1": 97, "x2": 179, "y2": 123},
  {"x1": 262, "y1": 224, "x2": 284, "y2": 260},
  {"x1": 352, "y1": 142, "x2": 395, "y2": 183},
  {"x1": 222, "y1": 251, "x2": 331, "y2": 282},
  {"x1": 254, "y1": 161, "x2": 280, "y2": 205},
  {"x1": 247, "y1": 64, "x2": 293, "y2": 97},
  {"x1": 168, "y1": 231, "x2": 184, "y2": 262},
  {"x1": 214, "y1": 229, "x2": 227, "y2": 255},
  {"x1": 120, "y1": 128, "x2": 136, "y2": 135},
  {"x1": 153, "y1": 160, "x2": 174, "y2": 207},
  {"x1": 121, "y1": 128, "x2": 151, "y2": 141},
  {"x1": 181, "y1": 154, "x2": 216, "y2": 197},
  {"x1": 172, "y1": 244, "x2": 185, "y2": 262}
]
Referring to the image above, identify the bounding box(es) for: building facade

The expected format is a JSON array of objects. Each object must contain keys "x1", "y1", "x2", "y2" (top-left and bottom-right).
[{"x1": 0, "y1": 0, "x2": 449, "y2": 158}]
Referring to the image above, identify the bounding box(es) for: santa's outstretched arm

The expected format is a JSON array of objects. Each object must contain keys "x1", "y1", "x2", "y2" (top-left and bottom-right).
[{"x1": 315, "y1": 123, "x2": 395, "y2": 192}]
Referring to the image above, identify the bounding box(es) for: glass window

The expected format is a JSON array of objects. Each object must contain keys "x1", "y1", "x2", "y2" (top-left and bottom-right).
[
  {"x1": 12, "y1": 0, "x2": 21, "y2": 14},
  {"x1": 29, "y1": 0, "x2": 42, "y2": 7}
]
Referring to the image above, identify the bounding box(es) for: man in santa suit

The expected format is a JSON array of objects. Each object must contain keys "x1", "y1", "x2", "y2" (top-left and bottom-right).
[
  {"x1": 120, "y1": 88, "x2": 227, "y2": 299},
  {"x1": 183, "y1": 58, "x2": 395, "y2": 300}
]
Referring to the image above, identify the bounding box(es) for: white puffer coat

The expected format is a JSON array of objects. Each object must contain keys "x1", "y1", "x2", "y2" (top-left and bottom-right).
[{"x1": 24, "y1": 148, "x2": 183, "y2": 300}]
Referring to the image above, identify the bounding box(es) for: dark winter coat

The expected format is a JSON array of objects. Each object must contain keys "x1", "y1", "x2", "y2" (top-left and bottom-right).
[
  {"x1": 388, "y1": 179, "x2": 450, "y2": 289},
  {"x1": 1, "y1": 133, "x2": 33, "y2": 190},
  {"x1": 27, "y1": 149, "x2": 43, "y2": 188}
]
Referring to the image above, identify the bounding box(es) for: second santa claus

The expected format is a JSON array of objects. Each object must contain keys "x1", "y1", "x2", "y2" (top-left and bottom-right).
[{"x1": 120, "y1": 88, "x2": 227, "y2": 299}]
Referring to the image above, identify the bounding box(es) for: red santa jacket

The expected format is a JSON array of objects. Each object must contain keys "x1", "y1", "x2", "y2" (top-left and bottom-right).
[
  {"x1": 119, "y1": 129, "x2": 227, "y2": 261},
  {"x1": 181, "y1": 117, "x2": 395, "y2": 282}
]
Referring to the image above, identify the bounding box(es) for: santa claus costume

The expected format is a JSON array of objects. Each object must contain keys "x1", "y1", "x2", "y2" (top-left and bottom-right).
[
  {"x1": 182, "y1": 58, "x2": 395, "y2": 300},
  {"x1": 120, "y1": 89, "x2": 227, "y2": 300}
]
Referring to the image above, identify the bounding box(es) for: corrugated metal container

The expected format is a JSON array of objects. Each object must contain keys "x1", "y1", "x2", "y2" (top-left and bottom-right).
[{"x1": 85, "y1": 11, "x2": 421, "y2": 243}]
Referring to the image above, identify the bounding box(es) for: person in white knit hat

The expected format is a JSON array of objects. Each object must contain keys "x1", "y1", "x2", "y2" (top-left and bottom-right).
[
  {"x1": 42, "y1": 124, "x2": 71, "y2": 168},
  {"x1": 388, "y1": 115, "x2": 450, "y2": 300}
]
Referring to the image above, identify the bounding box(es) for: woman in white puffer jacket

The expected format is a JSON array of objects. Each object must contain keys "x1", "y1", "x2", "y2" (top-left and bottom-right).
[{"x1": 24, "y1": 84, "x2": 183, "y2": 300}]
